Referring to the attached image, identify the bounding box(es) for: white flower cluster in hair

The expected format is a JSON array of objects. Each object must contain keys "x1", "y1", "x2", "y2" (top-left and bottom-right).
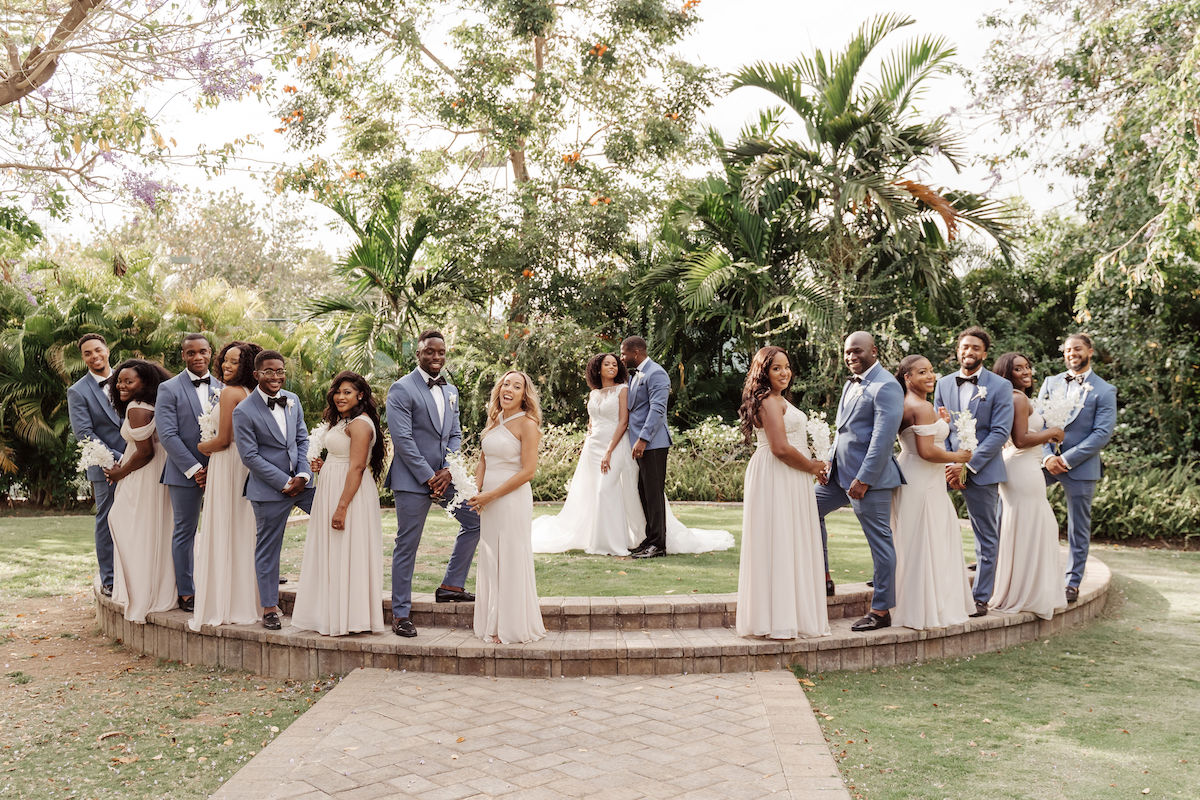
[{"x1": 77, "y1": 437, "x2": 116, "y2": 472}]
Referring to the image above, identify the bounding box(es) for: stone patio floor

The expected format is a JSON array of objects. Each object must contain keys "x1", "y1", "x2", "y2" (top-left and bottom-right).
[{"x1": 212, "y1": 668, "x2": 850, "y2": 800}]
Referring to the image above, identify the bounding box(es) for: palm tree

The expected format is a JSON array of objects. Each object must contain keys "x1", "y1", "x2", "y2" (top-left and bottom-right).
[
  {"x1": 307, "y1": 192, "x2": 484, "y2": 376},
  {"x1": 728, "y1": 13, "x2": 1014, "y2": 329}
]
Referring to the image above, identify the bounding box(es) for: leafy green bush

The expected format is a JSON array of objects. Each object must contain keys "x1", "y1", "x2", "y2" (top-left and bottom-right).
[{"x1": 1048, "y1": 464, "x2": 1200, "y2": 544}]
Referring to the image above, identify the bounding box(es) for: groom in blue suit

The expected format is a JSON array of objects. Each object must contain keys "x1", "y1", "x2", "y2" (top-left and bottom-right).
[
  {"x1": 816, "y1": 332, "x2": 905, "y2": 631},
  {"x1": 1038, "y1": 333, "x2": 1116, "y2": 603},
  {"x1": 933, "y1": 326, "x2": 1014, "y2": 617},
  {"x1": 620, "y1": 336, "x2": 673, "y2": 559},
  {"x1": 66, "y1": 333, "x2": 125, "y2": 596},
  {"x1": 232, "y1": 350, "x2": 314, "y2": 630},
  {"x1": 156, "y1": 333, "x2": 222, "y2": 612},
  {"x1": 385, "y1": 330, "x2": 479, "y2": 637}
]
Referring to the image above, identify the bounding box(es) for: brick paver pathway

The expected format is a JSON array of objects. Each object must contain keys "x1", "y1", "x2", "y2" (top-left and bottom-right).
[{"x1": 213, "y1": 669, "x2": 850, "y2": 800}]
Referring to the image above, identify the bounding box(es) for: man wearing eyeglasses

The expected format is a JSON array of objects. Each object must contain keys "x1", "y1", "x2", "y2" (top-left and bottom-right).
[{"x1": 232, "y1": 350, "x2": 315, "y2": 630}]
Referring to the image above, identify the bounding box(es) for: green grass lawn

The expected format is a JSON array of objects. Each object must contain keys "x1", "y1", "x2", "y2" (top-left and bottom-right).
[
  {"x1": 802, "y1": 544, "x2": 1200, "y2": 800},
  {"x1": 2, "y1": 510, "x2": 1197, "y2": 798},
  {"x1": 0, "y1": 504, "x2": 973, "y2": 600}
]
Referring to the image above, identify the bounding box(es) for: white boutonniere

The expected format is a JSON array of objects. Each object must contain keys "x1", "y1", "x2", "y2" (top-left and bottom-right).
[
  {"x1": 286, "y1": 397, "x2": 295, "y2": 410},
  {"x1": 974, "y1": 385, "x2": 988, "y2": 402},
  {"x1": 1081, "y1": 382, "x2": 1094, "y2": 395},
  {"x1": 449, "y1": 394, "x2": 458, "y2": 410}
]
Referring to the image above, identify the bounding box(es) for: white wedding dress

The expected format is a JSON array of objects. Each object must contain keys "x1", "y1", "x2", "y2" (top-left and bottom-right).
[{"x1": 530, "y1": 386, "x2": 733, "y2": 556}]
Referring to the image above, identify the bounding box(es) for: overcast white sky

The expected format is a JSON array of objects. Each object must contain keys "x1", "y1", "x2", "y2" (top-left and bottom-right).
[{"x1": 45, "y1": 1, "x2": 1075, "y2": 252}]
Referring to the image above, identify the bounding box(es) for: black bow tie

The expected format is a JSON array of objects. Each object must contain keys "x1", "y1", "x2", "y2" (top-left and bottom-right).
[
  {"x1": 956, "y1": 375, "x2": 979, "y2": 386},
  {"x1": 848, "y1": 376, "x2": 863, "y2": 384},
  {"x1": 191, "y1": 376, "x2": 211, "y2": 387},
  {"x1": 1070, "y1": 374, "x2": 1086, "y2": 385},
  {"x1": 426, "y1": 376, "x2": 447, "y2": 388},
  {"x1": 266, "y1": 395, "x2": 286, "y2": 410}
]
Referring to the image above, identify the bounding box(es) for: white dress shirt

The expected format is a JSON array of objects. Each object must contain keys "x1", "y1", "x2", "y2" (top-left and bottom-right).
[
  {"x1": 956, "y1": 367, "x2": 982, "y2": 411},
  {"x1": 186, "y1": 369, "x2": 214, "y2": 411},
  {"x1": 256, "y1": 388, "x2": 310, "y2": 490},
  {"x1": 91, "y1": 369, "x2": 112, "y2": 402},
  {"x1": 417, "y1": 366, "x2": 446, "y2": 427}
]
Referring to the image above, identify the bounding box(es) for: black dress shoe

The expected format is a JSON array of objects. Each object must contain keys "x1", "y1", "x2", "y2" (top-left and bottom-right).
[
  {"x1": 866, "y1": 580, "x2": 874, "y2": 588},
  {"x1": 825, "y1": 578, "x2": 835, "y2": 597},
  {"x1": 100, "y1": 584, "x2": 113, "y2": 597},
  {"x1": 967, "y1": 563, "x2": 978, "y2": 572},
  {"x1": 392, "y1": 617, "x2": 417, "y2": 637},
  {"x1": 632, "y1": 545, "x2": 665, "y2": 559},
  {"x1": 629, "y1": 541, "x2": 650, "y2": 555},
  {"x1": 1065, "y1": 586, "x2": 1079, "y2": 604},
  {"x1": 177, "y1": 595, "x2": 194, "y2": 613},
  {"x1": 262, "y1": 612, "x2": 281, "y2": 630},
  {"x1": 850, "y1": 612, "x2": 891, "y2": 632},
  {"x1": 435, "y1": 587, "x2": 476, "y2": 603},
  {"x1": 279, "y1": 577, "x2": 288, "y2": 584},
  {"x1": 970, "y1": 601, "x2": 988, "y2": 617}
]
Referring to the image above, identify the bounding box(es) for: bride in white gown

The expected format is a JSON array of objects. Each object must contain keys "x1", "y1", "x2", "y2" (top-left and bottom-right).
[{"x1": 531, "y1": 353, "x2": 733, "y2": 556}]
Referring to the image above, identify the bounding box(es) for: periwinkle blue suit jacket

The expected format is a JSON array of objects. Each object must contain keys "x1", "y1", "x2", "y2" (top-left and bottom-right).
[
  {"x1": 156, "y1": 371, "x2": 223, "y2": 486},
  {"x1": 67, "y1": 374, "x2": 125, "y2": 482},
  {"x1": 933, "y1": 368, "x2": 1014, "y2": 486},
  {"x1": 385, "y1": 370, "x2": 461, "y2": 494},
  {"x1": 830, "y1": 361, "x2": 905, "y2": 491},
  {"x1": 626, "y1": 358, "x2": 672, "y2": 450},
  {"x1": 232, "y1": 390, "x2": 311, "y2": 502},
  {"x1": 1037, "y1": 372, "x2": 1117, "y2": 482}
]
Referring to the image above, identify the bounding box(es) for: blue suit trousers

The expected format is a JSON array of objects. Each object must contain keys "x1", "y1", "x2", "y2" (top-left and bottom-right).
[
  {"x1": 815, "y1": 482, "x2": 896, "y2": 611},
  {"x1": 391, "y1": 487, "x2": 480, "y2": 619},
  {"x1": 91, "y1": 479, "x2": 116, "y2": 586},
  {"x1": 962, "y1": 482, "x2": 1001, "y2": 605},
  {"x1": 1046, "y1": 472, "x2": 1096, "y2": 588},
  {"x1": 250, "y1": 489, "x2": 314, "y2": 609},
  {"x1": 168, "y1": 484, "x2": 203, "y2": 597}
]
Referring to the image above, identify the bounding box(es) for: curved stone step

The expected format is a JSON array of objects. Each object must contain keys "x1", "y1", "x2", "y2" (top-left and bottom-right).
[{"x1": 94, "y1": 556, "x2": 1109, "y2": 680}]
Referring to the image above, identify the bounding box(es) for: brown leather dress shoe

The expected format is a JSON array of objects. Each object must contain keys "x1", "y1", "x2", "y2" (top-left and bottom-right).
[
  {"x1": 1065, "y1": 586, "x2": 1079, "y2": 603},
  {"x1": 969, "y1": 601, "x2": 988, "y2": 617}
]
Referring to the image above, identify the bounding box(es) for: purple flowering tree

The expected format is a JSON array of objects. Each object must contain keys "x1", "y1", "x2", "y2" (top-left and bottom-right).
[{"x1": 0, "y1": 0, "x2": 264, "y2": 212}]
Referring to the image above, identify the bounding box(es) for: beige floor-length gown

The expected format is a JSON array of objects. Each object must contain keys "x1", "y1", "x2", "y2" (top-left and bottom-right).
[
  {"x1": 992, "y1": 409, "x2": 1066, "y2": 620},
  {"x1": 189, "y1": 391, "x2": 260, "y2": 630},
  {"x1": 474, "y1": 412, "x2": 546, "y2": 643},
  {"x1": 891, "y1": 419, "x2": 975, "y2": 630},
  {"x1": 736, "y1": 402, "x2": 830, "y2": 640},
  {"x1": 110, "y1": 400, "x2": 177, "y2": 624},
  {"x1": 291, "y1": 417, "x2": 385, "y2": 636}
]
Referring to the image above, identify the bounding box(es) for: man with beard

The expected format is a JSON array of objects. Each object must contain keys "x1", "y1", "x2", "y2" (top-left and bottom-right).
[
  {"x1": 1037, "y1": 333, "x2": 1117, "y2": 604},
  {"x1": 934, "y1": 326, "x2": 1014, "y2": 617}
]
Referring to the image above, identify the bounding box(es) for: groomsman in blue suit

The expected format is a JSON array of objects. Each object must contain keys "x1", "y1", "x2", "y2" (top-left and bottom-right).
[
  {"x1": 66, "y1": 333, "x2": 125, "y2": 597},
  {"x1": 816, "y1": 332, "x2": 905, "y2": 631},
  {"x1": 385, "y1": 330, "x2": 479, "y2": 637},
  {"x1": 155, "y1": 333, "x2": 223, "y2": 612},
  {"x1": 620, "y1": 336, "x2": 673, "y2": 559},
  {"x1": 1038, "y1": 333, "x2": 1116, "y2": 604},
  {"x1": 232, "y1": 350, "x2": 314, "y2": 630},
  {"x1": 933, "y1": 327, "x2": 1014, "y2": 617}
]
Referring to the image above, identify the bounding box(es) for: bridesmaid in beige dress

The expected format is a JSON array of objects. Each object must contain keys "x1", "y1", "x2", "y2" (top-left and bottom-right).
[
  {"x1": 104, "y1": 359, "x2": 177, "y2": 624},
  {"x1": 468, "y1": 370, "x2": 546, "y2": 644},
  {"x1": 735, "y1": 347, "x2": 830, "y2": 640},
  {"x1": 891, "y1": 355, "x2": 976, "y2": 630},
  {"x1": 291, "y1": 371, "x2": 386, "y2": 636},
  {"x1": 190, "y1": 341, "x2": 262, "y2": 630},
  {"x1": 991, "y1": 353, "x2": 1067, "y2": 620}
]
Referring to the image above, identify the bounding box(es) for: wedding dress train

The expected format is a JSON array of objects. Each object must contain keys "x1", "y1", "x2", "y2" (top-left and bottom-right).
[{"x1": 530, "y1": 386, "x2": 733, "y2": 556}]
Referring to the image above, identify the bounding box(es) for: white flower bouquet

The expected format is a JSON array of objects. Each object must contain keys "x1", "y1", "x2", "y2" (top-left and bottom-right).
[
  {"x1": 198, "y1": 389, "x2": 221, "y2": 442},
  {"x1": 806, "y1": 412, "x2": 835, "y2": 460},
  {"x1": 76, "y1": 437, "x2": 116, "y2": 473},
  {"x1": 308, "y1": 422, "x2": 329, "y2": 458},
  {"x1": 952, "y1": 409, "x2": 978, "y2": 452},
  {"x1": 444, "y1": 449, "x2": 478, "y2": 517}
]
